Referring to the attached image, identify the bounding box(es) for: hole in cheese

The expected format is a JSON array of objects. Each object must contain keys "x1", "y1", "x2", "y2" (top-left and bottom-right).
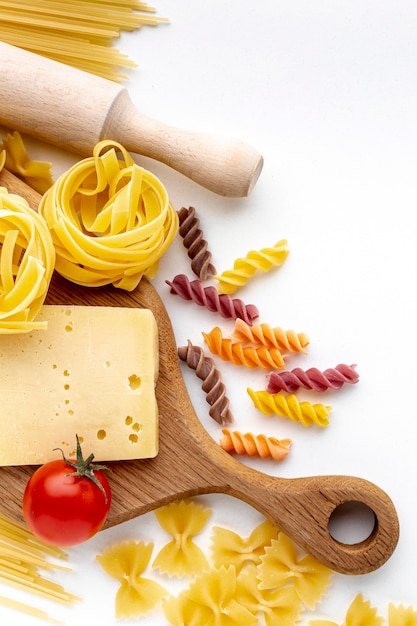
[{"x1": 128, "y1": 374, "x2": 141, "y2": 390}]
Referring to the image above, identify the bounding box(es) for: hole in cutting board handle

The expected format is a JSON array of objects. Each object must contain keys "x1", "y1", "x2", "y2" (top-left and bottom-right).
[{"x1": 328, "y1": 501, "x2": 376, "y2": 545}]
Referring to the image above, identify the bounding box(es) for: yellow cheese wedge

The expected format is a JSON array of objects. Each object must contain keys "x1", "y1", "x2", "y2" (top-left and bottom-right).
[{"x1": 0, "y1": 305, "x2": 159, "y2": 466}]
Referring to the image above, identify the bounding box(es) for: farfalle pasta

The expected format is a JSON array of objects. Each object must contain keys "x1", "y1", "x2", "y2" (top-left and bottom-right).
[
  {"x1": 152, "y1": 500, "x2": 211, "y2": 578},
  {"x1": 178, "y1": 340, "x2": 234, "y2": 425},
  {"x1": 220, "y1": 429, "x2": 291, "y2": 461},
  {"x1": 0, "y1": 187, "x2": 55, "y2": 333},
  {"x1": 203, "y1": 326, "x2": 286, "y2": 369},
  {"x1": 214, "y1": 238, "x2": 289, "y2": 294},
  {"x1": 0, "y1": 131, "x2": 53, "y2": 194},
  {"x1": 167, "y1": 273, "x2": 260, "y2": 324},
  {"x1": 236, "y1": 564, "x2": 303, "y2": 626},
  {"x1": 210, "y1": 520, "x2": 279, "y2": 573},
  {"x1": 162, "y1": 564, "x2": 257, "y2": 626},
  {"x1": 309, "y1": 593, "x2": 383, "y2": 626},
  {"x1": 247, "y1": 388, "x2": 332, "y2": 427},
  {"x1": 258, "y1": 532, "x2": 333, "y2": 610},
  {"x1": 39, "y1": 140, "x2": 178, "y2": 291},
  {"x1": 231, "y1": 318, "x2": 309, "y2": 353},
  {"x1": 96, "y1": 540, "x2": 168, "y2": 619},
  {"x1": 177, "y1": 206, "x2": 216, "y2": 280},
  {"x1": 388, "y1": 603, "x2": 417, "y2": 626}
]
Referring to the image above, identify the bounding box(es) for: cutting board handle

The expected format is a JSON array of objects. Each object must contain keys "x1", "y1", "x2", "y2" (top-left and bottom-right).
[{"x1": 220, "y1": 463, "x2": 399, "y2": 575}]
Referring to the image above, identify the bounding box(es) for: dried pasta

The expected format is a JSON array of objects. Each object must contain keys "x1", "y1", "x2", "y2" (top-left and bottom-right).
[
  {"x1": 203, "y1": 326, "x2": 286, "y2": 369},
  {"x1": 96, "y1": 540, "x2": 168, "y2": 618},
  {"x1": 178, "y1": 340, "x2": 234, "y2": 425},
  {"x1": 177, "y1": 206, "x2": 216, "y2": 280},
  {"x1": 236, "y1": 564, "x2": 303, "y2": 626},
  {"x1": 39, "y1": 139, "x2": 178, "y2": 291},
  {"x1": 220, "y1": 429, "x2": 292, "y2": 461},
  {"x1": 0, "y1": 1, "x2": 168, "y2": 82},
  {"x1": 309, "y1": 593, "x2": 383, "y2": 626},
  {"x1": 166, "y1": 273, "x2": 260, "y2": 325},
  {"x1": 388, "y1": 603, "x2": 417, "y2": 626},
  {"x1": 0, "y1": 512, "x2": 80, "y2": 621},
  {"x1": 214, "y1": 238, "x2": 289, "y2": 294},
  {"x1": 258, "y1": 532, "x2": 333, "y2": 610},
  {"x1": 152, "y1": 500, "x2": 211, "y2": 578},
  {"x1": 231, "y1": 318, "x2": 309, "y2": 353},
  {"x1": 210, "y1": 520, "x2": 279, "y2": 573},
  {"x1": 162, "y1": 564, "x2": 258, "y2": 626},
  {"x1": 247, "y1": 388, "x2": 332, "y2": 427},
  {"x1": 0, "y1": 186, "x2": 55, "y2": 333},
  {"x1": 0, "y1": 131, "x2": 53, "y2": 194},
  {"x1": 267, "y1": 363, "x2": 359, "y2": 393}
]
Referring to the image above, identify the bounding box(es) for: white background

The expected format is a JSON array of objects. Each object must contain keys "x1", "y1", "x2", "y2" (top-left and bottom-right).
[{"x1": 1, "y1": 0, "x2": 417, "y2": 623}]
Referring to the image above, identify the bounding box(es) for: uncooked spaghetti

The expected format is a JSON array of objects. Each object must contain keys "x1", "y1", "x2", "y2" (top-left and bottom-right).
[
  {"x1": 0, "y1": 512, "x2": 80, "y2": 621},
  {"x1": 0, "y1": 0, "x2": 168, "y2": 81}
]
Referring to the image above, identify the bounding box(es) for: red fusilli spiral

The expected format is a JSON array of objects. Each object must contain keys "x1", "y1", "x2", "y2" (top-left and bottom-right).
[
  {"x1": 166, "y1": 274, "x2": 259, "y2": 325},
  {"x1": 266, "y1": 364, "x2": 359, "y2": 393}
]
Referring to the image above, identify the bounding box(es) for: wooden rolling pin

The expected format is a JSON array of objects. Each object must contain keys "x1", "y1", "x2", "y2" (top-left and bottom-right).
[{"x1": 0, "y1": 41, "x2": 263, "y2": 197}]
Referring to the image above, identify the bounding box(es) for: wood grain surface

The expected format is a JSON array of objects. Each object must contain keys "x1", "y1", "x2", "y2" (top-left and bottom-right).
[{"x1": 0, "y1": 169, "x2": 400, "y2": 575}]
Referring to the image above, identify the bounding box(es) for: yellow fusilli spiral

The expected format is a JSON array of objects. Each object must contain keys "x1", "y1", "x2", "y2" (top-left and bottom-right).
[
  {"x1": 203, "y1": 326, "x2": 286, "y2": 369},
  {"x1": 39, "y1": 140, "x2": 178, "y2": 291},
  {"x1": 247, "y1": 388, "x2": 331, "y2": 427},
  {"x1": 220, "y1": 429, "x2": 291, "y2": 461},
  {"x1": 231, "y1": 318, "x2": 309, "y2": 353},
  {"x1": 0, "y1": 188, "x2": 55, "y2": 333},
  {"x1": 214, "y1": 239, "x2": 289, "y2": 294}
]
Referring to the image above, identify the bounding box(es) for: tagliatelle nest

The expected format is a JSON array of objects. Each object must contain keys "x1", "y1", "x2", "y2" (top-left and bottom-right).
[
  {"x1": 0, "y1": 187, "x2": 55, "y2": 333},
  {"x1": 39, "y1": 140, "x2": 178, "y2": 291}
]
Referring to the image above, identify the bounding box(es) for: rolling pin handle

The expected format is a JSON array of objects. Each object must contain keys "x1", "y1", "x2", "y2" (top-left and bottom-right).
[{"x1": 103, "y1": 88, "x2": 264, "y2": 197}]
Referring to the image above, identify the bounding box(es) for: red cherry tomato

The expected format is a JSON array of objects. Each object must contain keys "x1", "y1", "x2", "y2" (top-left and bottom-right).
[{"x1": 23, "y1": 436, "x2": 111, "y2": 547}]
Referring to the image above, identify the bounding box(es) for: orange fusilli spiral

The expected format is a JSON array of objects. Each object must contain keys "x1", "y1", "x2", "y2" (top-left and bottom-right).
[
  {"x1": 220, "y1": 429, "x2": 291, "y2": 461},
  {"x1": 231, "y1": 318, "x2": 309, "y2": 353},
  {"x1": 203, "y1": 327, "x2": 286, "y2": 369},
  {"x1": 247, "y1": 388, "x2": 331, "y2": 427},
  {"x1": 214, "y1": 239, "x2": 289, "y2": 294}
]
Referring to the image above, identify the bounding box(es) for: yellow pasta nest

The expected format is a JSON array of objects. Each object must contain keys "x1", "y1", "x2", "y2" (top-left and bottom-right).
[
  {"x1": 0, "y1": 187, "x2": 55, "y2": 333},
  {"x1": 39, "y1": 140, "x2": 179, "y2": 291}
]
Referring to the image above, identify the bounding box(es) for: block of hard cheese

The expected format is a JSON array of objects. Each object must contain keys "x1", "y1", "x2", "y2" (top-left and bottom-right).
[{"x1": 0, "y1": 305, "x2": 159, "y2": 466}]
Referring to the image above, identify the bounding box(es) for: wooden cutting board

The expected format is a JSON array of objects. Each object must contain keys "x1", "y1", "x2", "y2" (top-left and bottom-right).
[{"x1": 0, "y1": 169, "x2": 399, "y2": 575}]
